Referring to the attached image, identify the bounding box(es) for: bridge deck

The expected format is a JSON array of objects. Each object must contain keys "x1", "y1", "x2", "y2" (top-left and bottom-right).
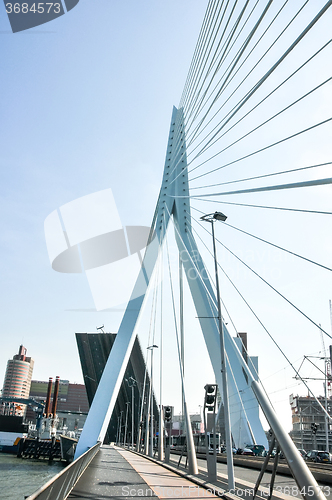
[
  {"x1": 68, "y1": 446, "x2": 217, "y2": 499},
  {"x1": 68, "y1": 446, "x2": 300, "y2": 500}
]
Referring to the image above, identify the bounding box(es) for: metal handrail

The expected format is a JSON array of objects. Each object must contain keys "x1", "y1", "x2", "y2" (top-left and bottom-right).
[{"x1": 25, "y1": 442, "x2": 101, "y2": 500}]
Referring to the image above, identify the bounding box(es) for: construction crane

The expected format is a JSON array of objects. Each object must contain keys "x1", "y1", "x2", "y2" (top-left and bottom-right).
[{"x1": 320, "y1": 320, "x2": 332, "y2": 398}]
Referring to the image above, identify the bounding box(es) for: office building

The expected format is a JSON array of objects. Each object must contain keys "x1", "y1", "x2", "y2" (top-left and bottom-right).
[
  {"x1": 289, "y1": 394, "x2": 332, "y2": 451},
  {"x1": 29, "y1": 379, "x2": 89, "y2": 413},
  {"x1": 2, "y1": 345, "x2": 34, "y2": 401}
]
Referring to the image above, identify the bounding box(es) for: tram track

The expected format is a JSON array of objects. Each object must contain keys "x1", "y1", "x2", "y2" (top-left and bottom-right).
[{"x1": 171, "y1": 451, "x2": 332, "y2": 485}]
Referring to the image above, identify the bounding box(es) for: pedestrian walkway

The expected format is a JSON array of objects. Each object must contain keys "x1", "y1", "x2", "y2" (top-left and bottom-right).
[
  {"x1": 68, "y1": 446, "x2": 217, "y2": 500},
  {"x1": 118, "y1": 448, "x2": 216, "y2": 499},
  {"x1": 68, "y1": 445, "x2": 297, "y2": 500}
]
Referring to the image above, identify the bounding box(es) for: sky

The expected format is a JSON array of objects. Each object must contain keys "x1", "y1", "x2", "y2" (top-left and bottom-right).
[
  {"x1": 0, "y1": 0, "x2": 331, "y2": 436},
  {"x1": 0, "y1": 0, "x2": 207, "y2": 397}
]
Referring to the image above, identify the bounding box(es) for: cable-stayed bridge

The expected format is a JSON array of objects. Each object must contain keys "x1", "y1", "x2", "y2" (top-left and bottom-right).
[{"x1": 38, "y1": 1, "x2": 332, "y2": 499}]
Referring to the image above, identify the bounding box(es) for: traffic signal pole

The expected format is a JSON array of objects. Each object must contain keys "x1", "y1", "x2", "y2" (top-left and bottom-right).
[
  {"x1": 204, "y1": 384, "x2": 218, "y2": 482},
  {"x1": 164, "y1": 406, "x2": 172, "y2": 463},
  {"x1": 209, "y1": 217, "x2": 235, "y2": 490}
]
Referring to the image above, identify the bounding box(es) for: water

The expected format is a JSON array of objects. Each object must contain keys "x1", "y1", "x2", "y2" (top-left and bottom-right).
[{"x1": 0, "y1": 453, "x2": 65, "y2": 499}]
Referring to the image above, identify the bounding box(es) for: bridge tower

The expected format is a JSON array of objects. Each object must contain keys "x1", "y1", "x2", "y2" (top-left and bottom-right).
[{"x1": 74, "y1": 106, "x2": 326, "y2": 500}]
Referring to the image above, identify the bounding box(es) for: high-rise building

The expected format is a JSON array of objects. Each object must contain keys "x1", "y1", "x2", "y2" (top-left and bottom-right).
[
  {"x1": 289, "y1": 394, "x2": 332, "y2": 451},
  {"x1": 2, "y1": 345, "x2": 34, "y2": 400}
]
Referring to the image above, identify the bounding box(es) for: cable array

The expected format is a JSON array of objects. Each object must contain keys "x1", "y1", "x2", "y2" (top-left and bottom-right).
[
  {"x1": 168, "y1": 0, "x2": 332, "y2": 193},
  {"x1": 168, "y1": 0, "x2": 332, "y2": 345},
  {"x1": 140, "y1": 0, "x2": 332, "y2": 440}
]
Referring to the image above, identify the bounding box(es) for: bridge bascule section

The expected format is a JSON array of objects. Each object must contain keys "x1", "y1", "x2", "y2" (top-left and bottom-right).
[{"x1": 74, "y1": 106, "x2": 326, "y2": 500}]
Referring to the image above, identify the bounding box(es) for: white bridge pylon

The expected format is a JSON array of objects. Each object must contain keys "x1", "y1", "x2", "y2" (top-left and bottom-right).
[{"x1": 74, "y1": 106, "x2": 326, "y2": 500}]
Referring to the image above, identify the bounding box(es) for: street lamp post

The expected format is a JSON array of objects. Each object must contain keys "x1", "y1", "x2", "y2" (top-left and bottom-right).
[
  {"x1": 158, "y1": 332, "x2": 164, "y2": 461},
  {"x1": 126, "y1": 377, "x2": 137, "y2": 449},
  {"x1": 200, "y1": 211, "x2": 235, "y2": 490},
  {"x1": 118, "y1": 411, "x2": 123, "y2": 446},
  {"x1": 137, "y1": 354, "x2": 149, "y2": 453},
  {"x1": 116, "y1": 415, "x2": 120, "y2": 445},
  {"x1": 144, "y1": 380, "x2": 150, "y2": 455},
  {"x1": 124, "y1": 402, "x2": 130, "y2": 448},
  {"x1": 147, "y1": 345, "x2": 158, "y2": 457}
]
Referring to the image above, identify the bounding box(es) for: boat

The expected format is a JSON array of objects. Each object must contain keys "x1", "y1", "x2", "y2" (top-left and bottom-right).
[
  {"x1": 0, "y1": 415, "x2": 28, "y2": 454},
  {"x1": 59, "y1": 434, "x2": 78, "y2": 462}
]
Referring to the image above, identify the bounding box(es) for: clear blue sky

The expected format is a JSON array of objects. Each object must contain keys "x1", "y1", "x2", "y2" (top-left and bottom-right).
[
  {"x1": 0, "y1": 0, "x2": 206, "y2": 382},
  {"x1": 0, "y1": 0, "x2": 331, "y2": 433}
]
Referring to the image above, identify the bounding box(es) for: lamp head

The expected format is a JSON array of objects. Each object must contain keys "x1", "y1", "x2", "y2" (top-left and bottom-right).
[
  {"x1": 200, "y1": 211, "x2": 227, "y2": 223},
  {"x1": 213, "y1": 211, "x2": 227, "y2": 221}
]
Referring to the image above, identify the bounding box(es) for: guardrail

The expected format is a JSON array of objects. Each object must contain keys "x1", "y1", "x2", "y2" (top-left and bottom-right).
[{"x1": 25, "y1": 442, "x2": 101, "y2": 500}]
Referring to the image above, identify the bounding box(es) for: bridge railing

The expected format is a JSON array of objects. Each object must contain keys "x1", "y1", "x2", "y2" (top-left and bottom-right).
[{"x1": 25, "y1": 442, "x2": 101, "y2": 500}]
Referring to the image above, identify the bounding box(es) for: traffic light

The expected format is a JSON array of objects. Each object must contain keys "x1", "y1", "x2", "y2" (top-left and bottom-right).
[
  {"x1": 311, "y1": 423, "x2": 319, "y2": 435},
  {"x1": 204, "y1": 384, "x2": 217, "y2": 412},
  {"x1": 164, "y1": 406, "x2": 173, "y2": 423}
]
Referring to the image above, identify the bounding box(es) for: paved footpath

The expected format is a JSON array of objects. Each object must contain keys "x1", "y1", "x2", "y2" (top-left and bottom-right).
[
  {"x1": 68, "y1": 446, "x2": 217, "y2": 500},
  {"x1": 118, "y1": 448, "x2": 216, "y2": 499},
  {"x1": 69, "y1": 446, "x2": 297, "y2": 500}
]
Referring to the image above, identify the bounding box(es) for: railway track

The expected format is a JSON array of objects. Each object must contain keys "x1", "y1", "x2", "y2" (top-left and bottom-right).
[{"x1": 171, "y1": 451, "x2": 332, "y2": 484}]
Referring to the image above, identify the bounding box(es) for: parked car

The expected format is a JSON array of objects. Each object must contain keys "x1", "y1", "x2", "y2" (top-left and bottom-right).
[
  {"x1": 298, "y1": 449, "x2": 307, "y2": 459},
  {"x1": 262, "y1": 448, "x2": 277, "y2": 457},
  {"x1": 241, "y1": 448, "x2": 255, "y2": 456},
  {"x1": 305, "y1": 450, "x2": 331, "y2": 463},
  {"x1": 246, "y1": 444, "x2": 266, "y2": 457}
]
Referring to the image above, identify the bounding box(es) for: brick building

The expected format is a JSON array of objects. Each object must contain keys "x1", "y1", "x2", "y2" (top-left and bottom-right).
[{"x1": 29, "y1": 379, "x2": 89, "y2": 413}]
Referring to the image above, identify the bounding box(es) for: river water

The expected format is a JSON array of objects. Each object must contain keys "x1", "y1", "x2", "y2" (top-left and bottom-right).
[{"x1": 0, "y1": 453, "x2": 64, "y2": 499}]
